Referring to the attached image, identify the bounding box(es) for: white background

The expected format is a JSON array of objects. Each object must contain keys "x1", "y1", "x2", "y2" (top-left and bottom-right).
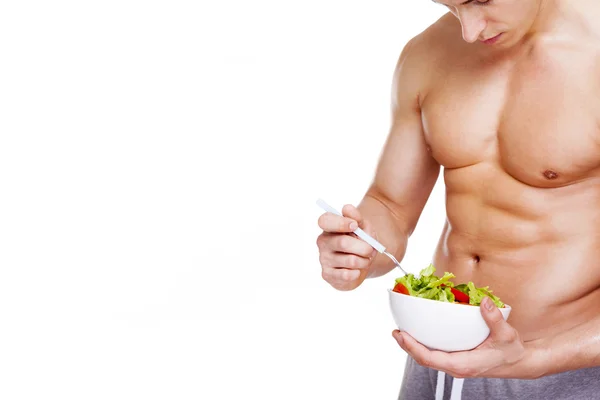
[{"x1": 0, "y1": 1, "x2": 446, "y2": 399}]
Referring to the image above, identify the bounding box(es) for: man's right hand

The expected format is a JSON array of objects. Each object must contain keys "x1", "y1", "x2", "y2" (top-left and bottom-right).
[{"x1": 316, "y1": 204, "x2": 378, "y2": 291}]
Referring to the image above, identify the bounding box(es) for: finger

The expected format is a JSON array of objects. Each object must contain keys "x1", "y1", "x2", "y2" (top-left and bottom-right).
[
  {"x1": 318, "y1": 212, "x2": 359, "y2": 233},
  {"x1": 317, "y1": 233, "x2": 372, "y2": 258},
  {"x1": 328, "y1": 253, "x2": 371, "y2": 270},
  {"x1": 393, "y1": 330, "x2": 501, "y2": 378},
  {"x1": 322, "y1": 266, "x2": 360, "y2": 283},
  {"x1": 319, "y1": 248, "x2": 369, "y2": 270},
  {"x1": 480, "y1": 297, "x2": 516, "y2": 342},
  {"x1": 331, "y1": 234, "x2": 374, "y2": 257},
  {"x1": 392, "y1": 330, "x2": 452, "y2": 371}
]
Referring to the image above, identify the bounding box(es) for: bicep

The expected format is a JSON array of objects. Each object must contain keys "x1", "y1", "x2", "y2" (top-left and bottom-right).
[
  {"x1": 367, "y1": 41, "x2": 440, "y2": 234},
  {"x1": 370, "y1": 108, "x2": 440, "y2": 232}
]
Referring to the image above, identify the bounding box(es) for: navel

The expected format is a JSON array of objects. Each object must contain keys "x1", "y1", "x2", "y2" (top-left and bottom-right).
[
  {"x1": 543, "y1": 170, "x2": 559, "y2": 180},
  {"x1": 473, "y1": 255, "x2": 480, "y2": 263}
]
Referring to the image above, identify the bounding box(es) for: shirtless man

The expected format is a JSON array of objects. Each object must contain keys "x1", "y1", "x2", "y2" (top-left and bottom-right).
[{"x1": 316, "y1": 0, "x2": 600, "y2": 398}]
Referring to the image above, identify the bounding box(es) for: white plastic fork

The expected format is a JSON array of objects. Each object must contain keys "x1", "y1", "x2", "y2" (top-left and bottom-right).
[{"x1": 316, "y1": 198, "x2": 408, "y2": 276}]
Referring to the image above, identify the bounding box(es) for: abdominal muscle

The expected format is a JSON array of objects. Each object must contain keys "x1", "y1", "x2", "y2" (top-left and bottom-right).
[{"x1": 429, "y1": 164, "x2": 600, "y2": 342}]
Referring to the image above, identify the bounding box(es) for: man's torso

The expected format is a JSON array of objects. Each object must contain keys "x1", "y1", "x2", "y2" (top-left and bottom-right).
[{"x1": 412, "y1": 9, "x2": 600, "y2": 341}]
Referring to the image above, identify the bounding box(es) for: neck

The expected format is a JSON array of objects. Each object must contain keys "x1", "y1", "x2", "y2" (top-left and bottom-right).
[
  {"x1": 528, "y1": 0, "x2": 559, "y2": 35},
  {"x1": 527, "y1": 0, "x2": 587, "y2": 40}
]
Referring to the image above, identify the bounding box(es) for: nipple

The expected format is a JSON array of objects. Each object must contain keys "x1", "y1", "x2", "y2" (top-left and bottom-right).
[{"x1": 543, "y1": 170, "x2": 559, "y2": 180}]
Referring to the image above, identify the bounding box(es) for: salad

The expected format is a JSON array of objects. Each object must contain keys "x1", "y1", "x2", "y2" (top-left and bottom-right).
[{"x1": 392, "y1": 264, "x2": 505, "y2": 308}]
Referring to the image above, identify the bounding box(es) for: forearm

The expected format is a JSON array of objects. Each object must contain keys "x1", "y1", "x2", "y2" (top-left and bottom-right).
[
  {"x1": 537, "y1": 313, "x2": 600, "y2": 376},
  {"x1": 357, "y1": 191, "x2": 412, "y2": 279}
]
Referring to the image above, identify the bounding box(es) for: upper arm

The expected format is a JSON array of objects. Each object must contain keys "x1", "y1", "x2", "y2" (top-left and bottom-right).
[{"x1": 366, "y1": 36, "x2": 441, "y2": 235}]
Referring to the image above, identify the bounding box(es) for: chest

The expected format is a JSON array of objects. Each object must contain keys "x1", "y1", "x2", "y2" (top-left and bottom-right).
[{"x1": 421, "y1": 44, "x2": 600, "y2": 187}]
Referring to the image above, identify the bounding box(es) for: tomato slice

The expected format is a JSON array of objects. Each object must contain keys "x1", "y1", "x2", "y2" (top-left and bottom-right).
[
  {"x1": 393, "y1": 282, "x2": 409, "y2": 295},
  {"x1": 450, "y1": 287, "x2": 470, "y2": 303}
]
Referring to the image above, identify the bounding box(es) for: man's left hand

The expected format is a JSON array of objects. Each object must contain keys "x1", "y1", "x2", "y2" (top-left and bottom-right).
[{"x1": 392, "y1": 296, "x2": 548, "y2": 379}]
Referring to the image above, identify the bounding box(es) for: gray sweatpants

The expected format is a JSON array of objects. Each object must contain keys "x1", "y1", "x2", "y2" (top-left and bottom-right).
[{"x1": 399, "y1": 356, "x2": 600, "y2": 400}]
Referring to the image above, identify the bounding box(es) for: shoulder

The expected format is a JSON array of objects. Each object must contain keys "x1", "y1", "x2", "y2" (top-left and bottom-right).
[
  {"x1": 391, "y1": 13, "x2": 463, "y2": 107},
  {"x1": 403, "y1": 12, "x2": 462, "y2": 59}
]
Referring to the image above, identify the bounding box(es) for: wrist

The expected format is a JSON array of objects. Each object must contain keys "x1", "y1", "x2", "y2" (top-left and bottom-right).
[
  {"x1": 521, "y1": 338, "x2": 553, "y2": 379},
  {"x1": 368, "y1": 246, "x2": 406, "y2": 279}
]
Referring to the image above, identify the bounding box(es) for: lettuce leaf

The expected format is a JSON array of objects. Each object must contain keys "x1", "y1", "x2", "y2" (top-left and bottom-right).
[
  {"x1": 395, "y1": 264, "x2": 456, "y2": 303},
  {"x1": 466, "y1": 282, "x2": 504, "y2": 308},
  {"x1": 394, "y1": 264, "x2": 504, "y2": 307}
]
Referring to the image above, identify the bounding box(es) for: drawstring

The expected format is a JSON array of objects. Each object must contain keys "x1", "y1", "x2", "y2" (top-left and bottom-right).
[
  {"x1": 435, "y1": 371, "x2": 445, "y2": 400},
  {"x1": 450, "y1": 377, "x2": 464, "y2": 399},
  {"x1": 436, "y1": 371, "x2": 464, "y2": 400}
]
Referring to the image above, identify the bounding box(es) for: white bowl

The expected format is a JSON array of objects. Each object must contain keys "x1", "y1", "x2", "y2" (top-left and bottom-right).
[{"x1": 388, "y1": 289, "x2": 512, "y2": 352}]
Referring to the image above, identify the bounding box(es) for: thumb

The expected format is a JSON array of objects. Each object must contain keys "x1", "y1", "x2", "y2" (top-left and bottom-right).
[
  {"x1": 341, "y1": 204, "x2": 363, "y2": 227},
  {"x1": 481, "y1": 297, "x2": 512, "y2": 340},
  {"x1": 342, "y1": 204, "x2": 378, "y2": 257},
  {"x1": 342, "y1": 204, "x2": 376, "y2": 234}
]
